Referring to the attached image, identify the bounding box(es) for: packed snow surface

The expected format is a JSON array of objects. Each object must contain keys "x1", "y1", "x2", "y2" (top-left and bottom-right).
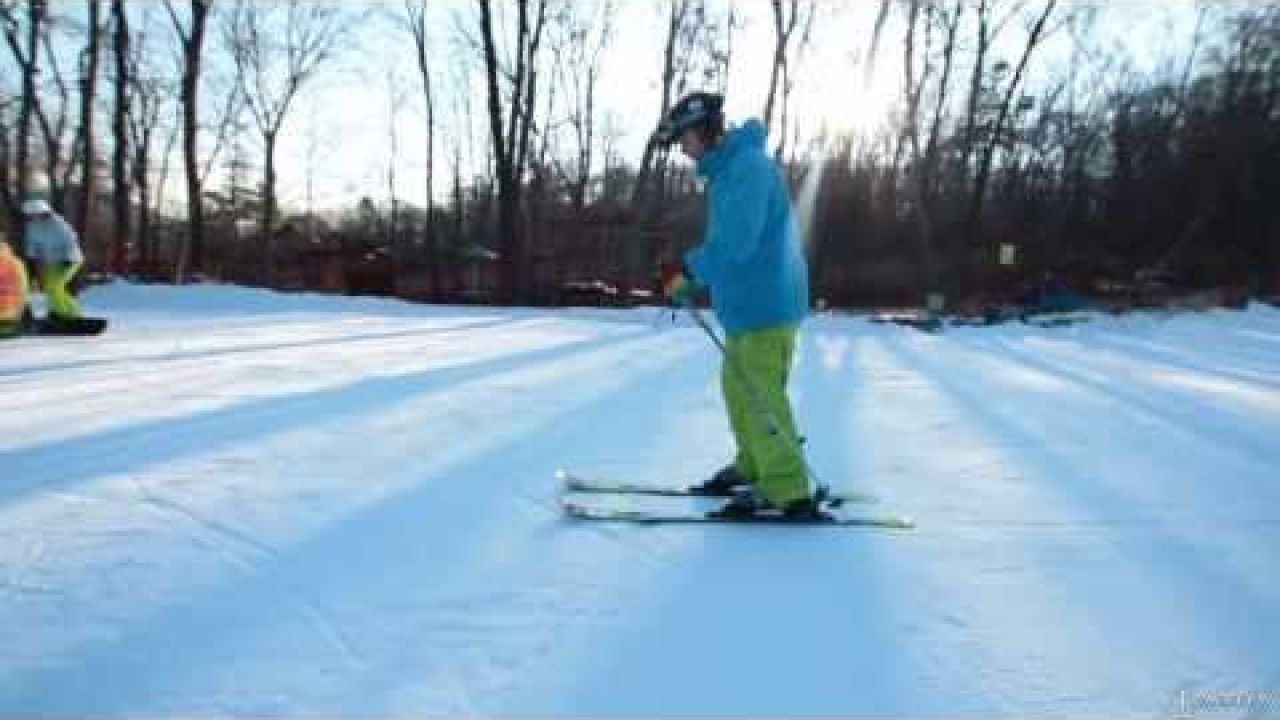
[{"x1": 1, "y1": 282, "x2": 1277, "y2": 715}]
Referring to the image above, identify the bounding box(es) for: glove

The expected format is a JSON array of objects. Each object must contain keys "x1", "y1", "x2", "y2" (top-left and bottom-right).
[{"x1": 660, "y1": 263, "x2": 695, "y2": 305}]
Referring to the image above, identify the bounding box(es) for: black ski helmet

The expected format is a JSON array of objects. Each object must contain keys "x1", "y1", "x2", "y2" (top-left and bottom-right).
[{"x1": 651, "y1": 91, "x2": 725, "y2": 147}]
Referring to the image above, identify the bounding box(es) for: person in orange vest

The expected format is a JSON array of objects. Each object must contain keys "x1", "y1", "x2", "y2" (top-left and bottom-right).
[{"x1": 0, "y1": 234, "x2": 31, "y2": 338}]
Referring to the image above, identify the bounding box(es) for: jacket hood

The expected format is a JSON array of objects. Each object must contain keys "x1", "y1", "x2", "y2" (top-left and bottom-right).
[{"x1": 697, "y1": 118, "x2": 767, "y2": 179}]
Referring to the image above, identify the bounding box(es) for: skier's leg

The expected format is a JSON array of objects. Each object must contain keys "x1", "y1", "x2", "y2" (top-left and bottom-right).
[
  {"x1": 41, "y1": 262, "x2": 83, "y2": 318},
  {"x1": 730, "y1": 326, "x2": 807, "y2": 506},
  {"x1": 721, "y1": 334, "x2": 758, "y2": 481}
]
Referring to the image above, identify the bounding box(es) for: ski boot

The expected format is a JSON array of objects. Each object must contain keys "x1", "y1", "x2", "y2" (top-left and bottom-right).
[
  {"x1": 688, "y1": 463, "x2": 753, "y2": 497},
  {"x1": 708, "y1": 487, "x2": 832, "y2": 522}
]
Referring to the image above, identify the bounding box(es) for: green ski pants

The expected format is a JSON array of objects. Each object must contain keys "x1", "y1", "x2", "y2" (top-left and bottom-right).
[
  {"x1": 40, "y1": 262, "x2": 82, "y2": 318},
  {"x1": 722, "y1": 324, "x2": 808, "y2": 505}
]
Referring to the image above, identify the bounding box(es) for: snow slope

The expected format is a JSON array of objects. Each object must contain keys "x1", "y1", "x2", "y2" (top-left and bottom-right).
[{"x1": 1, "y1": 282, "x2": 1277, "y2": 716}]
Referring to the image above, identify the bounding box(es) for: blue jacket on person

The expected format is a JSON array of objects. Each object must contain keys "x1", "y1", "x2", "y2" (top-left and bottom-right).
[
  {"x1": 24, "y1": 213, "x2": 84, "y2": 265},
  {"x1": 684, "y1": 118, "x2": 810, "y2": 337}
]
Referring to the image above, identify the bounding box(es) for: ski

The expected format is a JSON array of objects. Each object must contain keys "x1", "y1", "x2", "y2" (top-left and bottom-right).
[
  {"x1": 561, "y1": 499, "x2": 914, "y2": 529},
  {"x1": 557, "y1": 470, "x2": 879, "y2": 505},
  {"x1": 36, "y1": 316, "x2": 107, "y2": 336}
]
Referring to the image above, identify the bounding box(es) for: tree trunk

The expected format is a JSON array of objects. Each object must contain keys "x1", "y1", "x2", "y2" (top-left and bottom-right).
[
  {"x1": 480, "y1": 0, "x2": 520, "y2": 304},
  {"x1": 386, "y1": 94, "x2": 399, "y2": 257},
  {"x1": 130, "y1": 90, "x2": 166, "y2": 268},
  {"x1": 763, "y1": 0, "x2": 786, "y2": 131},
  {"x1": 764, "y1": 0, "x2": 809, "y2": 157},
  {"x1": 38, "y1": 30, "x2": 70, "y2": 210},
  {"x1": 924, "y1": 2, "x2": 960, "y2": 200},
  {"x1": 110, "y1": 0, "x2": 129, "y2": 275},
  {"x1": 9, "y1": 0, "x2": 46, "y2": 229},
  {"x1": 177, "y1": 0, "x2": 211, "y2": 280},
  {"x1": 261, "y1": 128, "x2": 278, "y2": 284},
  {"x1": 864, "y1": 0, "x2": 891, "y2": 86},
  {"x1": 901, "y1": 0, "x2": 939, "y2": 290},
  {"x1": 74, "y1": 0, "x2": 103, "y2": 243},
  {"x1": 961, "y1": 0, "x2": 1057, "y2": 255},
  {"x1": 514, "y1": 0, "x2": 547, "y2": 298},
  {"x1": 959, "y1": 0, "x2": 989, "y2": 181},
  {"x1": 0, "y1": 103, "x2": 11, "y2": 215},
  {"x1": 633, "y1": 1, "x2": 683, "y2": 210},
  {"x1": 406, "y1": 0, "x2": 439, "y2": 294},
  {"x1": 134, "y1": 149, "x2": 150, "y2": 265},
  {"x1": 422, "y1": 46, "x2": 438, "y2": 299}
]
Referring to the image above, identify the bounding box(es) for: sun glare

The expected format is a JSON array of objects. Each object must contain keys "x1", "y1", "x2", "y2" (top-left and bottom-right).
[{"x1": 807, "y1": 68, "x2": 898, "y2": 140}]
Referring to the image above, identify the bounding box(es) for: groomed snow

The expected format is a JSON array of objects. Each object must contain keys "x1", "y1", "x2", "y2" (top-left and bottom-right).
[{"x1": 1, "y1": 282, "x2": 1277, "y2": 715}]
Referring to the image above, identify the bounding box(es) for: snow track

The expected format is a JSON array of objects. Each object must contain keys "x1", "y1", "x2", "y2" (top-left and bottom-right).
[{"x1": 1, "y1": 283, "x2": 1276, "y2": 714}]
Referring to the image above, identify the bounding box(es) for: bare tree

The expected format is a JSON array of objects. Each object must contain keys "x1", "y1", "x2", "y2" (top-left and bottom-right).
[
  {"x1": 478, "y1": 0, "x2": 513, "y2": 301},
  {"x1": 763, "y1": 0, "x2": 816, "y2": 158},
  {"x1": 901, "y1": 0, "x2": 962, "y2": 292},
  {"x1": 445, "y1": 45, "x2": 475, "y2": 293},
  {"x1": 385, "y1": 66, "x2": 406, "y2": 255},
  {"x1": 197, "y1": 53, "x2": 244, "y2": 193},
  {"x1": 961, "y1": 0, "x2": 1058, "y2": 250},
  {"x1": 903, "y1": 0, "x2": 963, "y2": 295},
  {"x1": 225, "y1": 0, "x2": 344, "y2": 283},
  {"x1": 922, "y1": 1, "x2": 960, "y2": 199},
  {"x1": 559, "y1": 0, "x2": 614, "y2": 211},
  {"x1": 885, "y1": 0, "x2": 924, "y2": 208},
  {"x1": 864, "y1": 0, "x2": 892, "y2": 87},
  {"x1": 37, "y1": 22, "x2": 73, "y2": 210},
  {"x1": 721, "y1": 4, "x2": 739, "y2": 95},
  {"x1": 1, "y1": 0, "x2": 45, "y2": 223},
  {"x1": 0, "y1": 94, "x2": 12, "y2": 216},
  {"x1": 898, "y1": 0, "x2": 939, "y2": 287},
  {"x1": 632, "y1": 0, "x2": 695, "y2": 214},
  {"x1": 126, "y1": 11, "x2": 173, "y2": 267},
  {"x1": 110, "y1": 0, "x2": 129, "y2": 274},
  {"x1": 477, "y1": 0, "x2": 550, "y2": 304},
  {"x1": 403, "y1": 0, "x2": 440, "y2": 296},
  {"x1": 958, "y1": 0, "x2": 1027, "y2": 181},
  {"x1": 71, "y1": 0, "x2": 103, "y2": 240},
  {"x1": 165, "y1": 0, "x2": 212, "y2": 279}
]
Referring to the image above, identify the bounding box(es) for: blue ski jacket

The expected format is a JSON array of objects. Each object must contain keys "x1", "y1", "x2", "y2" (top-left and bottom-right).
[
  {"x1": 24, "y1": 214, "x2": 84, "y2": 264},
  {"x1": 684, "y1": 118, "x2": 809, "y2": 337}
]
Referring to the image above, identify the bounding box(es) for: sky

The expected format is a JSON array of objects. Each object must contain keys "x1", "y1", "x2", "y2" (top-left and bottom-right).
[
  {"x1": 283, "y1": 0, "x2": 919, "y2": 212},
  {"x1": 5, "y1": 0, "x2": 1209, "y2": 217},
  {"x1": 276, "y1": 0, "x2": 1205, "y2": 215}
]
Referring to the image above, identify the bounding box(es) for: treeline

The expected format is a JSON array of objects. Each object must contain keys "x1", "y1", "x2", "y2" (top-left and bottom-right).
[{"x1": 810, "y1": 2, "x2": 1279, "y2": 308}]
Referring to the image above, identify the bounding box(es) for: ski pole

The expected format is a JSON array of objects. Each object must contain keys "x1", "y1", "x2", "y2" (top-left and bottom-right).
[{"x1": 685, "y1": 304, "x2": 834, "y2": 503}]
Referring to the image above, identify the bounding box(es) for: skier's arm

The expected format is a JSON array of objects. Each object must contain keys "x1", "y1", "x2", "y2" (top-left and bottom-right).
[{"x1": 685, "y1": 160, "x2": 771, "y2": 288}]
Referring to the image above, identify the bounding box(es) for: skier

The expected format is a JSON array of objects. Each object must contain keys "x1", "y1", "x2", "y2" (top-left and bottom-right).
[
  {"x1": 0, "y1": 233, "x2": 31, "y2": 338},
  {"x1": 652, "y1": 91, "x2": 820, "y2": 520},
  {"x1": 21, "y1": 198, "x2": 87, "y2": 326}
]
